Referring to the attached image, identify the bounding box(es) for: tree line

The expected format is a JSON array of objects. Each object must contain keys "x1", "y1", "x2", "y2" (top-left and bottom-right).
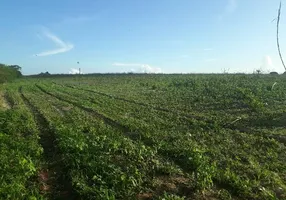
[{"x1": 0, "y1": 63, "x2": 22, "y2": 83}]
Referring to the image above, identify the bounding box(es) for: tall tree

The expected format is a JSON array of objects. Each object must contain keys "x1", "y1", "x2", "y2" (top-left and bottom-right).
[{"x1": 9, "y1": 65, "x2": 21, "y2": 71}]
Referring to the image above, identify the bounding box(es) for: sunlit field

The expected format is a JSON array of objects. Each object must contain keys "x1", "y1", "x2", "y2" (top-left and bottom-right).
[{"x1": 1, "y1": 74, "x2": 285, "y2": 199}]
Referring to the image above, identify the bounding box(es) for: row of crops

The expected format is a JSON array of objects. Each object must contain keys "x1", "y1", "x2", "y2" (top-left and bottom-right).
[{"x1": 0, "y1": 74, "x2": 285, "y2": 199}]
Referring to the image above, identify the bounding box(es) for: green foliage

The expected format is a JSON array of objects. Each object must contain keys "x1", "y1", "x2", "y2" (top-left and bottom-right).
[
  {"x1": 236, "y1": 87, "x2": 266, "y2": 112},
  {"x1": 0, "y1": 88, "x2": 43, "y2": 199},
  {"x1": 159, "y1": 192, "x2": 185, "y2": 200},
  {"x1": 1, "y1": 74, "x2": 286, "y2": 199},
  {"x1": 0, "y1": 63, "x2": 22, "y2": 83}
]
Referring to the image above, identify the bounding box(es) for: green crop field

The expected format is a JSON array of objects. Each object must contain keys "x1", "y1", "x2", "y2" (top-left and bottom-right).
[{"x1": 0, "y1": 74, "x2": 285, "y2": 200}]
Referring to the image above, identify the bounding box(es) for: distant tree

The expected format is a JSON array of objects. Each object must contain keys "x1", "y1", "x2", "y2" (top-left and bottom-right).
[
  {"x1": 0, "y1": 63, "x2": 22, "y2": 83},
  {"x1": 38, "y1": 71, "x2": 51, "y2": 77},
  {"x1": 270, "y1": 71, "x2": 279, "y2": 75},
  {"x1": 9, "y1": 65, "x2": 21, "y2": 71}
]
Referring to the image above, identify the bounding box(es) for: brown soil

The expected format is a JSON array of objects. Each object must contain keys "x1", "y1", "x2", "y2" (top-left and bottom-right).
[
  {"x1": 0, "y1": 92, "x2": 11, "y2": 110},
  {"x1": 137, "y1": 192, "x2": 153, "y2": 199}
]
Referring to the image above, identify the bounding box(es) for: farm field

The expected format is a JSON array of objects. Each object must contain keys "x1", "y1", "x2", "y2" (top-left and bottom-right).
[{"x1": 0, "y1": 74, "x2": 286, "y2": 200}]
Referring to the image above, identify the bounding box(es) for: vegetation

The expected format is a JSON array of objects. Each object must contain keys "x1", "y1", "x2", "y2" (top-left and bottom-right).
[
  {"x1": 0, "y1": 74, "x2": 285, "y2": 199},
  {"x1": 0, "y1": 63, "x2": 22, "y2": 83}
]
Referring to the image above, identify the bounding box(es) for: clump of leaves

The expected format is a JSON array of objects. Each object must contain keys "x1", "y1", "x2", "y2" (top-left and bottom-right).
[{"x1": 236, "y1": 87, "x2": 265, "y2": 112}]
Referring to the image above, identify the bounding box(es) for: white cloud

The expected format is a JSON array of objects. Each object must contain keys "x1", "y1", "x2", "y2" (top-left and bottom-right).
[
  {"x1": 69, "y1": 68, "x2": 82, "y2": 74},
  {"x1": 260, "y1": 55, "x2": 275, "y2": 73},
  {"x1": 266, "y1": 56, "x2": 273, "y2": 66},
  {"x1": 140, "y1": 64, "x2": 162, "y2": 73},
  {"x1": 112, "y1": 62, "x2": 162, "y2": 73},
  {"x1": 35, "y1": 29, "x2": 74, "y2": 56}
]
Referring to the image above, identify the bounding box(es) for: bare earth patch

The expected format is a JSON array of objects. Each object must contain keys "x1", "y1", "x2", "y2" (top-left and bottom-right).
[
  {"x1": 52, "y1": 105, "x2": 65, "y2": 116},
  {"x1": 0, "y1": 92, "x2": 11, "y2": 110},
  {"x1": 38, "y1": 170, "x2": 51, "y2": 194},
  {"x1": 136, "y1": 192, "x2": 153, "y2": 199},
  {"x1": 62, "y1": 106, "x2": 73, "y2": 111},
  {"x1": 153, "y1": 175, "x2": 192, "y2": 196}
]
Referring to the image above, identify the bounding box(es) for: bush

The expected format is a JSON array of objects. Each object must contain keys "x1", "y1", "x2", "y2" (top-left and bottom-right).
[{"x1": 0, "y1": 64, "x2": 22, "y2": 83}]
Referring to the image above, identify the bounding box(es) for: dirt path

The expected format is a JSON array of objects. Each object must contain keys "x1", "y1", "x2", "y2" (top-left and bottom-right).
[{"x1": 19, "y1": 86, "x2": 76, "y2": 200}]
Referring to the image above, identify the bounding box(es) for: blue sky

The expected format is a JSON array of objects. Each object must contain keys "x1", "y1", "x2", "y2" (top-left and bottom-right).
[{"x1": 0, "y1": 0, "x2": 285, "y2": 74}]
